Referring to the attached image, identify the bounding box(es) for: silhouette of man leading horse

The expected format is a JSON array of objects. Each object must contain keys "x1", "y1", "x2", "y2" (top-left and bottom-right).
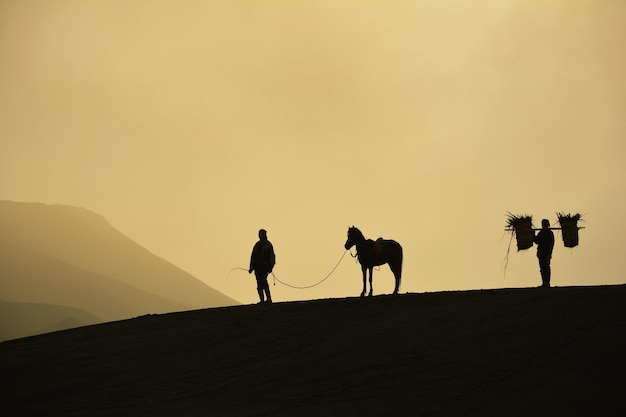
[
  {"x1": 249, "y1": 229, "x2": 276, "y2": 303},
  {"x1": 344, "y1": 226, "x2": 403, "y2": 297}
]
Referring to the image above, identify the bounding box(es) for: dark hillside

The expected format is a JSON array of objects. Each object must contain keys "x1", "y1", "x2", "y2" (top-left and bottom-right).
[{"x1": 1, "y1": 285, "x2": 625, "y2": 416}]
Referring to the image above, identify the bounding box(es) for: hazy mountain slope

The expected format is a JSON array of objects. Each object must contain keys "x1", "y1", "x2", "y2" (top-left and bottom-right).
[
  {"x1": 1, "y1": 286, "x2": 624, "y2": 417},
  {"x1": 0, "y1": 201, "x2": 237, "y2": 308},
  {"x1": 0, "y1": 300, "x2": 102, "y2": 341},
  {"x1": 0, "y1": 241, "x2": 197, "y2": 321},
  {"x1": 0, "y1": 201, "x2": 239, "y2": 338}
]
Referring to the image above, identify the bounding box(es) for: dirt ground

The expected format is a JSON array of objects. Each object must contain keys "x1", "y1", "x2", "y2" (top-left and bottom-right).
[{"x1": 2, "y1": 285, "x2": 625, "y2": 416}]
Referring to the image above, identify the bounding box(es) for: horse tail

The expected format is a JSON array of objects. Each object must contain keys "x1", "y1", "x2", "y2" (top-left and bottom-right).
[
  {"x1": 389, "y1": 241, "x2": 403, "y2": 293},
  {"x1": 398, "y1": 244, "x2": 403, "y2": 287}
]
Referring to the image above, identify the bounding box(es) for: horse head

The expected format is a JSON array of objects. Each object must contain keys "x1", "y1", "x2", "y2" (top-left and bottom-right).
[{"x1": 344, "y1": 226, "x2": 363, "y2": 250}]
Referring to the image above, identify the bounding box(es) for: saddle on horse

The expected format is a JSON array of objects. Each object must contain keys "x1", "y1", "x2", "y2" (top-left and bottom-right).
[{"x1": 375, "y1": 238, "x2": 386, "y2": 262}]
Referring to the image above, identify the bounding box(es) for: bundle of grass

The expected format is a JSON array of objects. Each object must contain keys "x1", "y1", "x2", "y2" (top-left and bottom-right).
[
  {"x1": 506, "y1": 213, "x2": 534, "y2": 251},
  {"x1": 557, "y1": 212, "x2": 582, "y2": 248}
]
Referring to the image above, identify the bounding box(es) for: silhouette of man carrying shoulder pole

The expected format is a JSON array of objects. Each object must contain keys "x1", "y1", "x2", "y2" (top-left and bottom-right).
[
  {"x1": 249, "y1": 229, "x2": 276, "y2": 303},
  {"x1": 534, "y1": 219, "x2": 555, "y2": 288}
]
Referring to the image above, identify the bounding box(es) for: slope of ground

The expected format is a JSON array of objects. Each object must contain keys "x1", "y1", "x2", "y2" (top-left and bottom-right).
[{"x1": 1, "y1": 285, "x2": 625, "y2": 416}]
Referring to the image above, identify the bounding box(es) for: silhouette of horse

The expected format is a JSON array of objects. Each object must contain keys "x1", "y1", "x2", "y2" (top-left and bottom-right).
[{"x1": 344, "y1": 226, "x2": 403, "y2": 297}]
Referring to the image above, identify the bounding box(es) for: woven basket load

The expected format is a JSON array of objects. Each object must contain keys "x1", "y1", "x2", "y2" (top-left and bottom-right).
[
  {"x1": 513, "y1": 219, "x2": 534, "y2": 251},
  {"x1": 506, "y1": 213, "x2": 534, "y2": 251},
  {"x1": 558, "y1": 213, "x2": 580, "y2": 248}
]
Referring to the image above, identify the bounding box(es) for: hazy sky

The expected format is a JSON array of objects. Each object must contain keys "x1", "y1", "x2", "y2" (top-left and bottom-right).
[{"x1": 1, "y1": 1, "x2": 625, "y2": 304}]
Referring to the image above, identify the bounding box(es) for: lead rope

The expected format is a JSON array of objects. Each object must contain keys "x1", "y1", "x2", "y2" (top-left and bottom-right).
[
  {"x1": 230, "y1": 250, "x2": 350, "y2": 290},
  {"x1": 271, "y1": 249, "x2": 349, "y2": 289}
]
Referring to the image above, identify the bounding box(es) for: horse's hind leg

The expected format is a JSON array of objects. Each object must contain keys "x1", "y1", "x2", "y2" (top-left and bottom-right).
[
  {"x1": 360, "y1": 267, "x2": 367, "y2": 297},
  {"x1": 390, "y1": 260, "x2": 402, "y2": 295},
  {"x1": 368, "y1": 267, "x2": 374, "y2": 297}
]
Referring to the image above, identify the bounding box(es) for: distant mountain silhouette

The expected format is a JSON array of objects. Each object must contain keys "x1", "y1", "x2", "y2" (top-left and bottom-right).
[
  {"x1": 0, "y1": 300, "x2": 101, "y2": 340},
  {"x1": 0, "y1": 200, "x2": 239, "y2": 339}
]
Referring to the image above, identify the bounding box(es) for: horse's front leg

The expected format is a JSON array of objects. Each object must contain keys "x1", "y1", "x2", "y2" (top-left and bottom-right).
[
  {"x1": 360, "y1": 266, "x2": 367, "y2": 297},
  {"x1": 368, "y1": 267, "x2": 374, "y2": 297}
]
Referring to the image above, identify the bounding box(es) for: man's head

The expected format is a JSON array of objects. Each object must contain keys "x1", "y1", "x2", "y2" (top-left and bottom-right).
[
  {"x1": 542, "y1": 219, "x2": 550, "y2": 229},
  {"x1": 258, "y1": 229, "x2": 267, "y2": 240}
]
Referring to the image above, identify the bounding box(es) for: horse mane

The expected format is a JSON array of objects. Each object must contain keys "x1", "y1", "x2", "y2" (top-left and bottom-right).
[{"x1": 349, "y1": 226, "x2": 365, "y2": 241}]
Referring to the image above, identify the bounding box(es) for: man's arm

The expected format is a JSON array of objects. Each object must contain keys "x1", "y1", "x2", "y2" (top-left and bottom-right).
[
  {"x1": 268, "y1": 242, "x2": 275, "y2": 272},
  {"x1": 249, "y1": 244, "x2": 257, "y2": 273}
]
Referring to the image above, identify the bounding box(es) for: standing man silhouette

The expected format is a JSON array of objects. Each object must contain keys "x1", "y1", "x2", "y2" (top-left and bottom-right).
[
  {"x1": 249, "y1": 229, "x2": 276, "y2": 303},
  {"x1": 534, "y1": 219, "x2": 555, "y2": 288}
]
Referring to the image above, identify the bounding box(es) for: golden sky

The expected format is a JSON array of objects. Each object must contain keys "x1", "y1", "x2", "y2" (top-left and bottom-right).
[{"x1": 1, "y1": 1, "x2": 625, "y2": 304}]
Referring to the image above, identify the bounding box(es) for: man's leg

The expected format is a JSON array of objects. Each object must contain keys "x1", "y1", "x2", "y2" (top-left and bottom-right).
[
  {"x1": 264, "y1": 278, "x2": 272, "y2": 303},
  {"x1": 539, "y1": 256, "x2": 551, "y2": 287},
  {"x1": 258, "y1": 272, "x2": 271, "y2": 303},
  {"x1": 255, "y1": 274, "x2": 265, "y2": 302}
]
